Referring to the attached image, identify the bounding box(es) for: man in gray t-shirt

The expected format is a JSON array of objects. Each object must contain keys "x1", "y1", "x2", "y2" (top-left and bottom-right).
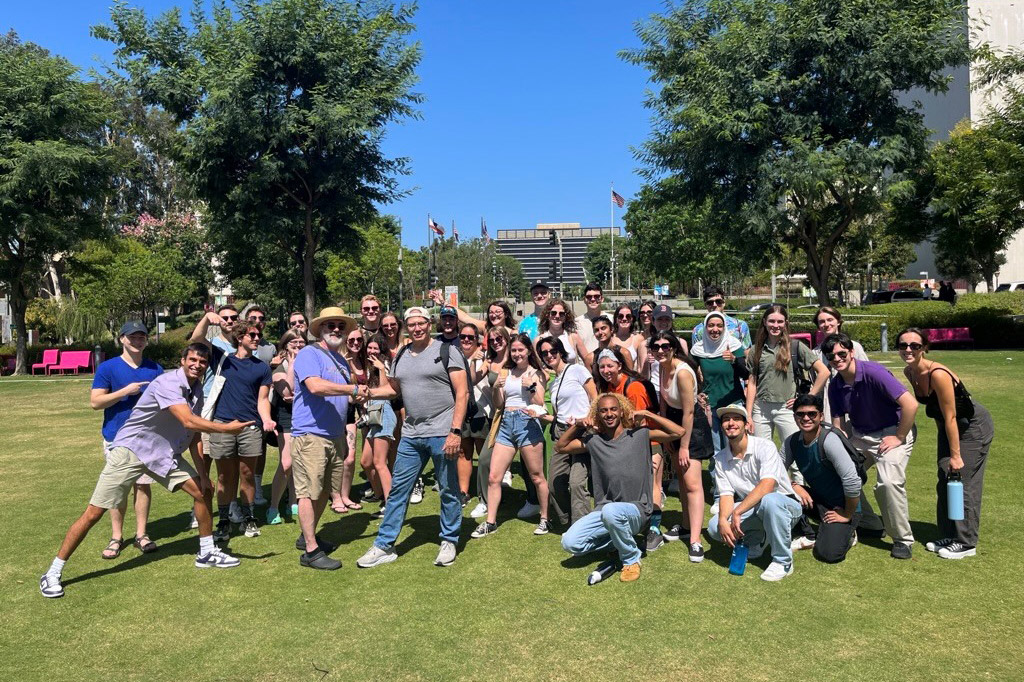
[
  {"x1": 555, "y1": 394, "x2": 683, "y2": 583},
  {"x1": 356, "y1": 307, "x2": 469, "y2": 569}
]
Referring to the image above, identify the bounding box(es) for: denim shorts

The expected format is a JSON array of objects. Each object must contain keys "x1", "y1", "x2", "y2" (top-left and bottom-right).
[
  {"x1": 496, "y1": 410, "x2": 544, "y2": 448},
  {"x1": 365, "y1": 399, "x2": 398, "y2": 441}
]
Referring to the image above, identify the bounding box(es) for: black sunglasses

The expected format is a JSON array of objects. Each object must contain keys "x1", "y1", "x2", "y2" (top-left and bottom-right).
[
  {"x1": 459, "y1": 334, "x2": 478, "y2": 341},
  {"x1": 245, "y1": 332, "x2": 262, "y2": 340},
  {"x1": 651, "y1": 342, "x2": 672, "y2": 351},
  {"x1": 897, "y1": 342, "x2": 923, "y2": 351}
]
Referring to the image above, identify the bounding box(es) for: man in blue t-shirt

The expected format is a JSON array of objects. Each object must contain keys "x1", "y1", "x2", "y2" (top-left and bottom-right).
[
  {"x1": 90, "y1": 321, "x2": 164, "y2": 558},
  {"x1": 517, "y1": 280, "x2": 550, "y2": 341}
]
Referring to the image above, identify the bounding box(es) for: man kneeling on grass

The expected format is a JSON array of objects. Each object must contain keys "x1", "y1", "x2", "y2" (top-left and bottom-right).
[
  {"x1": 40, "y1": 343, "x2": 253, "y2": 598},
  {"x1": 707, "y1": 405, "x2": 803, "y2": 582},
  {"x1": 555, "y1": 393, "x2": 684, "y2": 583}
]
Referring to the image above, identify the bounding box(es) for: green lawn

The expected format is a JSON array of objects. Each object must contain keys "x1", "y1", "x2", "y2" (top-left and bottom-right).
[{"x1": 2, "y1": 352, "x2": 1023, "y2": 681}]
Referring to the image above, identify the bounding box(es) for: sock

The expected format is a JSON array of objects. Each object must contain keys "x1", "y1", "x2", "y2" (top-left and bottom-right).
[
  {"x1": 240, "y1": 504, "x2": 253, "y2": 520},
  {"x1": 218, "y1": 504, "x2": 230, "y2": 521},
  {"x1": 199, "y1": 535, "x2": 214, "y2": 555},
  {"x1": 254, "y1": 475, "x2": 262, "y2": 492},
  {"x1": 650, "y1": 508, "x2": 663, "y2": 532},
  {"x1": 48, "y1": 557, "x2": 66, "y2": 577}
]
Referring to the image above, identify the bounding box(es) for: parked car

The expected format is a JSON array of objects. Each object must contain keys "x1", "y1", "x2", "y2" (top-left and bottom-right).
[
  {"x1": 867, "y1": 289, "x2": 924, "y2": 305},
  {"x1": 743, "y1": 302, "x2": 774, "y2": 312},
  {"x1": 995, "y1": 281, "x2": 1024, "y2": 292}
]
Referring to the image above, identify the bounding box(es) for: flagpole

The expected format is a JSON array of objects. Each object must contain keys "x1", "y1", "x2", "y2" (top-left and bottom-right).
[{"x1": 610, "y1": 183, "x2": 616, "y2": 292}]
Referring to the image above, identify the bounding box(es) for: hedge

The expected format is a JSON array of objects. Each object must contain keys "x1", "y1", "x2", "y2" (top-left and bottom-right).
[{"x1": 2, "y1": 327, "x2": 191, "y2": 372}]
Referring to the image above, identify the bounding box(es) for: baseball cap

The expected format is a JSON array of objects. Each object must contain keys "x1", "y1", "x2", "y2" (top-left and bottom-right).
[
  {"x1": 530, "y1": 279, "x2": 549, "y2": 292},
  {"x1": 119, "y1": 320, "x2": 148, "y2": 337},
  {"x1": 404, "y1": 306, "x2": 431, "y2": 322},
  {"x1": 716, "y1": 404, "x2": 747, "y2": 421},
  {"x1": 439, "y1": 305, "x2": 457, "y2": 318},
  {"x1": 652, "y1": 304, "x2": 673, "y2": 320}
]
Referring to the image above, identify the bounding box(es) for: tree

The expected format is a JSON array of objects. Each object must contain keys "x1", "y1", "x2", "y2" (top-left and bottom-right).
[
  {"x1": 0, "y1": 33, "x2": 116, "y2": 373},
  {"x1": 622, "y1": 0, "x2": 971, "y2": 306},
  {"x1": 94, "y1": 0, "x2": 423, "y2": 318},
  {"x1": 927, "y1": 121, "x2": 1024, "y2": 291},
  {"x1": 121, "y1": 212, "x2": 213, "y2": 310},
  {"x1": 325, "y1": 217, "x2": 404, "y2": 307},
  {"x1": 582, "y1": 234, "x2": 613, "y2": 287}
]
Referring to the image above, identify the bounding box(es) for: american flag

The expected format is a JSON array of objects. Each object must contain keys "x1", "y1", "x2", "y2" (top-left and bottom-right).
[
  {"x1": 429, "y1": 217, "x2": 444, "y2": 236},
  {"x1": 453, "y1": 221, "x2": 459, "y2": 242},
  {"x1": 611, "y1": 189, "x2": 625, "y2": 208},
  {"x1": 481, "y1": 219, "x2": 490, "y2": 243}
]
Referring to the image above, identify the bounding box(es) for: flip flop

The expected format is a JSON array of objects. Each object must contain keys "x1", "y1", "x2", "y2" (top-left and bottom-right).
[
  {"x1": 133, "y1": 535, "x2": 158, "y2": 554},
  {"x1": 344, "y1": 501, "x2": 363, "y2": 511},
  {"x1": 330, "y1": 503, "x2": 349, "y2": 514},
  {"x1": 101, "y1": 538, "x2": 126, "y2": 560}
]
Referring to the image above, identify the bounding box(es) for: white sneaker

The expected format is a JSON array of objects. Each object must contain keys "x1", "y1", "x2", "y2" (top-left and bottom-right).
[
  {"x1": 791, "y1": 536, "x2": 815, "y2": 551},
  {"x1": 228, "y1": 501, "x2": 244, "y2": 524},
  {"x1": 242, "y1": 519, "x2": 260, "y2": 538},
  {"x1": 469, "y1": 501, "x2": 488, "y2": 518},
  {"x1": 39, "y1": 573, "x2": 64, "y2": 598},
  {"x1": 356, "y1": 544, "x2": 398, "y2": 568},
  {"x1": 195, "y1": 547, "x2": 240, "y2": 569},
  {"x1": 534, "y1": 518, "x2": 551, "y2": 535},
  {"x1": 189, "y1": 510, "x2": 199, "y2": 530},
  {"x1": 516, "y1": 501, "x2": 541, "y2": 519},
  {"x1": 410, "y1": 478, "x2": 424, "y2": 505},
  {"x1": 434, "y1": 541, "x2": 457, "y2": 567},
  {"x1": 760, "y1": 561, "x2": 794, "y2": 582},
  {"x1": 501, "y1": 470, "x2": 513, "y2": 488},
  {"x1": 851, "y1": 532, "x2": 858, "y2": 548},
  {"x1": 925, "y1": 537, "x2": 955, "y2": 553}
]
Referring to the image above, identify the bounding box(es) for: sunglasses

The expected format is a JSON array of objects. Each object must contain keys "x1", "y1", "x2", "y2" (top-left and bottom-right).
[
  {"x1": 533, "y1": 291, "x2": 549, "y2": 298},
  {"x1": 459, "y1": 334, "x2": 478, "y2": 342},
  {"x1": 488, "y1": 337, "x2": 505, "y2": 344},
  {"x1": 704, "y1": 298, "x2": 724, "y2": 307},
  {"x1": 323, "y1": 321, "x2": 347, "y2": 331},
  {"x1": 361, "y1": 306, "x2": 380, "y2": 312},
  {"x1": 245, "y1": 332, "x2": 262, "y2": 340},
  {"x1": 289, "y1": 319, "x2": 306, "y2": 327},
  {"x1": 828, "y1": 351, "x2": 850, "y2": 361},
  {"x1": 795, "y1": 411, "x2": 820, "y2": 421},
  {"x1": 651, "y1": 342, "x2": 672, "y2": 352},
  {"x1": 220, "y1": 314, "x2": 238, "y2": 322},
  {"x1": 897, "y1": 342, "x2": 923, "y2": 351},
  {"x1": 585, "y1": 294, "x2": 602, "y2": 302},
  {"x1": 382, "y1": 323, "x2": 399, "y2": 330},
  {"x1": 347, "y1": 337, "x2": 363, "y2": 344},
  {"x1": 539, "y1": 348, "x2": 557, "y2": 356},
  {"x1": 639, "y1": 310, "x2": 652, "y2": 316},
  {"x1": 247, "y1": 315, "x2": 265, "y2": 322},
  {"x1": 617, "y1": 314, "x2": 633, "y2": 320},
  {"x1": 549, "y1": 310, "x2": 566, "y2": 318}
]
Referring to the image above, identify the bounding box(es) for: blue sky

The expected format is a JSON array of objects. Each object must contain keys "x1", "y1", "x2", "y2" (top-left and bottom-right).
[{"x1": 4, "y1": 0, "x2": 667, "y2": 249}]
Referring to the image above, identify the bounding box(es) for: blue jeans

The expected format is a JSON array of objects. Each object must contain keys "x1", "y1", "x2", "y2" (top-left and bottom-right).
[
  {"x1": 561, "y1": 503, "x2": 645, "y2": 566},
  {"x1": 374, "y1": 436, "x2": 462, "y2": 549},
  {"x1": 707, "y1": 492, "x2": 802, "y2": 567},
  {"x1": 496, "y1": 410, "x2": 544, "y2": 448}
]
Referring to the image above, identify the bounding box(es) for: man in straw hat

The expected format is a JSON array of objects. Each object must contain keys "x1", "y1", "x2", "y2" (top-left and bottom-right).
[
  {"x1": 356, "y1": 306, "x2": 469, "y2": 568},
  {"x1": 290, "y1": 307, "x2": 363, "y2": 570}
]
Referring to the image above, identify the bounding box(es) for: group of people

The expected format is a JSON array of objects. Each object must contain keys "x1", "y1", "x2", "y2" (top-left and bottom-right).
[{"x1": 40, "y1": 282, "x2": 994, "y2": 596}]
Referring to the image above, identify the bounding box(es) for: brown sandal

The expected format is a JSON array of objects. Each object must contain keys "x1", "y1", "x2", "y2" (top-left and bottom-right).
[
  {"x1": 101, "y1": 537, "x2": 126, "y2": 560},
  {"x1": 133, "y1": 535, "x2": 158, "y2": 554}
]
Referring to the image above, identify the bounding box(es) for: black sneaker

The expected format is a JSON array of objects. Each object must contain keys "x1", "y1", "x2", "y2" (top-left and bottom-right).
[
  {"x1": 300, "y1": 549, "x2": 342, "y2": 570},
  {"x1": 890, "y1": 541, "x2": 913, "y2": 560},
  {"x1": 937, "y1": 541, "x2": 976, "y2": 559},
  {"x1": 459, "y1": 492, "x2": 469, "y2": 508},
  {"x1": 688, "y1": 542, "x2": 705, "y2": 563},
  {"x1": 645, "y1": 528, "x2": 665, "y2": 553},
  {"x1": 213, "y1": 522, "x2": 230, "y2": 543},
  {"x1": 663, "y1": 524, "x2": 686, "y2": 542},
  {"x1": 369, "y1": 505, "x2": 386, "y2": 520},
  {"x1": 295, "y1": 533, "x2": 337, "y2": 554},
  {"x1": 470, "y1": 521, "x2": 497, "y2": 538}
]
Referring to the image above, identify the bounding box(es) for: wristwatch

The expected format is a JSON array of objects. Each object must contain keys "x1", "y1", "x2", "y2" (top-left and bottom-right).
[{"x1": 449, "y1": 427, "x2": 462, "y2": 436}]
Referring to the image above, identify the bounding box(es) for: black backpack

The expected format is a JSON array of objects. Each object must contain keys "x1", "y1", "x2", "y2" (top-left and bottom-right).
[
  {"x1": 787, "y1": 424, "x2": 868, "y2": 485},
  {"x1": 791, "y1": 339, "x2": 813, "y2": 396},
  {"x1": 393, "y1": 341, "x2": 477, "y2": 418}
]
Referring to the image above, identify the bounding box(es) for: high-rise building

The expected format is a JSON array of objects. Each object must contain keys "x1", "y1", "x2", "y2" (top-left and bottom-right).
[{"x1": 496, "y1": 222, "x2": 619, "y2": 290}]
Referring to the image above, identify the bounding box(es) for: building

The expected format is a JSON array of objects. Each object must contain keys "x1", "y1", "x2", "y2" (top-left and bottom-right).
[
  {"x1": 496, "y1": 222, "x2": 620, "y2": 290},
  {"x1": 906, "y1": 0, "x2": 1024, "y2": 289}
]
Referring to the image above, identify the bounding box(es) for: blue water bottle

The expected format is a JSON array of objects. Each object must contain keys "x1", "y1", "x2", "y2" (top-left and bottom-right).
[
  {"x1": 728, "y1": 540, "x2": 748, "y2": 576},
  {"x1": 947, "y1": 470, "x2": 964, "y2": 521}
]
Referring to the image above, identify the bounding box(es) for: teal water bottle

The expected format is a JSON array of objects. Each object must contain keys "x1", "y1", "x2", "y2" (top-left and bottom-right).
[
  {"x1": 728, "y1": 540, "x2": 748, "y2": 576},
  {"x1": 947, "y1": 471, "x2": 964, "y2": 521}
]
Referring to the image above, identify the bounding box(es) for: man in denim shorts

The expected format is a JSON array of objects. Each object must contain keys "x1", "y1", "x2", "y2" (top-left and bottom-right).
[{"x1": 40, "y1": 344, "x2": 252, "y2": 598}]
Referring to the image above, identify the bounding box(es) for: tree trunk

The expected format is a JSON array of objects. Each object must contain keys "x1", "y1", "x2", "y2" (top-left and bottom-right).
[
  {"x1": 11, "y1": 283, "x2": 29, "y2": 375},
  {"x1": 302, "y1": 206, "x2": 316, "y2": 320}
]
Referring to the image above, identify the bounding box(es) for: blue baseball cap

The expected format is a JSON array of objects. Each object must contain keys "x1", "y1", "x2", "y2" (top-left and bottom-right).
[{"x1": 119, "y1": 320, "x2": 148, "y2": 337}]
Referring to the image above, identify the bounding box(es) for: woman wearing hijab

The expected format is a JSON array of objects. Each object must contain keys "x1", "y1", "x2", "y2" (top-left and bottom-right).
[{"x1": 691, "y1": 311, "x2": 749, "y2": 452}]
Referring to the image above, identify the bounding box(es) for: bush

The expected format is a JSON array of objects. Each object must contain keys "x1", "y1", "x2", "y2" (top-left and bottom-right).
[{"x1": 1, "y1": 328, "x2": 190, "y2": 372}]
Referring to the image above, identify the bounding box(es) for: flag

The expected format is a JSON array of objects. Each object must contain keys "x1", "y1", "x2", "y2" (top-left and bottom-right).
[
  {"x1": 429, "y1": 217, "x2": 444, "y2": 236},
  {"x1": 453, "y1": 221, "x2": 459, "y2": 242},
  {"x1": 481, "y1": 220, "x2": 490, "y2": 243},
  {"x1": 611, "y1": 189, "x2": 625, "y2": 208}
]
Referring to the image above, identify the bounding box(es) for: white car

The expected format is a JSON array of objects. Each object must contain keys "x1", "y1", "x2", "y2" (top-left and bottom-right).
[{"x1": 995, "y1": 281, "x2": 1024, "y2": 292}]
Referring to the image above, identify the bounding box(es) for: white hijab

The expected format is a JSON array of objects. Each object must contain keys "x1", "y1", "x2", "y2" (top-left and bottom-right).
[{"x1": 691, "y1": 312, "x2": 742, "y2": 359}]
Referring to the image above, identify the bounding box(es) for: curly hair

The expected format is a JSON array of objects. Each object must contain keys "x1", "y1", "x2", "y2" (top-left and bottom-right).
[
  {"x1": 586, "y1": 392, "x2": 636, "y2": 428},
  {"x1": 538, "y1": 298, "x2": 577, "y2": 334},
  {"x1": 230, "y1": 320, "x2": 262, "y2": 347}
]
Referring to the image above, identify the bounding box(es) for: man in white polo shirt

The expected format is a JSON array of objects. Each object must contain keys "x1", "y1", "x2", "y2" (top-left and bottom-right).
[{"x1": 706, "y1": 405, "x2": 803, "y2": 581}]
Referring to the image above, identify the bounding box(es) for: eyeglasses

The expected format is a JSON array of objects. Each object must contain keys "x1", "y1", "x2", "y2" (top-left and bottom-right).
[
  {"x1": 245, "y1": 332, "x2": 262, "y2": 340},
  {"x1": 361, "y1": 306, "x2": 380, "y2": 313},
  {"x1": 704, "y1": 298, "x2": 725, "y2": 307},
  {"x1": 220, "y1": 314, "x2": 238, "y2": 322},
  {"x1": 897, "y1": 342, "x2": 923, "y2": 351},
  {"x1": 459, "y1": 334, "x2": 478, "y2": 342},
  {"x1": 549, "y1": 310, "x2": 566, "y2": 318},
  {"x1": 795, "y1": 411, "x2": 820, "y2": 421},
  {"x1": 289, "y1": 319, "x2": 306, "y2": 327},
  {"x1": 323, "y1": 321, "x2": 346, "y2": 331},
  {"x1": 585, "y1": 294, "x2": 602, "y2": 302},
  {"x1": 828, "y1": 351, "x2": 850, "y2": 361},
  {"x1": 651, "y1": 342, "x2": 672, "y2": 352}
]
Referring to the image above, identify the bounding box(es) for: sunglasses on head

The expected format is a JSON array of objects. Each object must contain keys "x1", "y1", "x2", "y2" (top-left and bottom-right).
[
  {"x1": 897, "y1": 342, "x2": 923, "y2": 351},
  {"x1": 795, "y1": 410, "x2": 820, "y2": 421}
]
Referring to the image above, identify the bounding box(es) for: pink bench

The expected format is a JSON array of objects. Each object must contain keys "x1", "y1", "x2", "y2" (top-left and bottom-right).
[
  {"x1": 922, "y1": 327, "x2": 974, "y2": 349},
  {"x1": 49, "y1": 350, "x2": 93, "y2": 375},
  {"x1": 32, "y1": 348, "x2": 60, "y2": 375}
]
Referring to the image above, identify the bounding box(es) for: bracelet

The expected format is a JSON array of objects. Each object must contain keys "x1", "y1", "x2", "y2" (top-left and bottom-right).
[{"x1": 352, "y1": 384, "x2": 359, "y2": 397}]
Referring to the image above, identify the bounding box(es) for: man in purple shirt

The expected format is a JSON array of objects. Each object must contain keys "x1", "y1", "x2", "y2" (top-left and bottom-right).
[
  {"x1": 40, "y1": 343, "x2": 253, "y2": 598},
  {"x1": 824, "y1": 333, "x2": 918, "y2": 559}
]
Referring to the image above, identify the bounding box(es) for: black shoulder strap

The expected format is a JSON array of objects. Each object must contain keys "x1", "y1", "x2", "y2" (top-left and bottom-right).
[
  {"x1": 313, "y1": 344, "x2": 350, "y2": 381},
  {"x1": 791, "y1": 338, "x2": 802, "y2": 375}
]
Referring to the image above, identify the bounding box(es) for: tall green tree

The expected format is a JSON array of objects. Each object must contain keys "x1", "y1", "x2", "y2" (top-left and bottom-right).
[
  {"x1": 94, "y1": 0, "x2": 422, "y2": 318},
  {"x1": 0, "y1": 33, "x2": 116, "y2": 373},
  {"x1": 622, "y1": 0, "x2": 971, "y2": 306}
]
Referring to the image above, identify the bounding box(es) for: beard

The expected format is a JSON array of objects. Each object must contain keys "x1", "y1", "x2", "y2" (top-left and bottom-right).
[{"x1": 322, "y1": 334, "x2": 344, "y2": 350}]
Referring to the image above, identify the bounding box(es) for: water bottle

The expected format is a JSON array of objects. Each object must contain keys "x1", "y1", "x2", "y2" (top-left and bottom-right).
[
  {"x1": 947, "y1": 471, "x2": 964, "y2": 521},
  {"x1": 587, "y1": 558, "x2": 619, "y2": 586},
  {"x1": 728, "y1": 540, "x2": 748, "y2": 576}
]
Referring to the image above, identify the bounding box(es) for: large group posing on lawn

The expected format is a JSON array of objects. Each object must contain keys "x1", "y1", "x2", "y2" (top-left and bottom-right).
[{"x1": 40, "y1": 282, "x2": 994, "y2": 597}]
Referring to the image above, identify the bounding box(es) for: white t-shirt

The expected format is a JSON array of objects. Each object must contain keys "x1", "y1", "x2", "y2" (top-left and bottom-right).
[
  {"x1": 712, "y1": 435, "x2": 795, "y2": 501},
  {"x1": 550, "y1": 364, "x2": 593, "y2": 423}
]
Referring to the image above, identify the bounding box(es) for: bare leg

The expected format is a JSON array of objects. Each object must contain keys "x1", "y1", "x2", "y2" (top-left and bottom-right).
[
  {"x1": 457, "y1": 438, "x2": 474, "y2": 496},
  {"x1": 133, "y1": 483, "x2": 152, "y2": 540},
  {"x1": 180, "y1": 478, "x2": 214, "y2": 537},
  {"x1": 340, "y1": 423, "x2": 357, "y2": 506},
  {"x1": 485, "y1": 444, "x2": 517, "y2": 524},
  {"x1": 57, "y1": 505, "x2": 107, "y2": 561},
  {"x1": 108, "y1": 501, "x2": 127, "y2": 545},
  {"x1": 269, "y1": 433, "x2": 292, "y2": 510},
  {"x1": 520, "y1": 442, "x2": 549, "y2": 520},
  {"x1": 680, "y1": 460, "x2": 704, "y2": 544},
  {"x1": 215, "y1": 457, "x2": 240, "y2": 507},
  {"x1": 237, "y1": 456, "x2": 257, "y2": 507}
]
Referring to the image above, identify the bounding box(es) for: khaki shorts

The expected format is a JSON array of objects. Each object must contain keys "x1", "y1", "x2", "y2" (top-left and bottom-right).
[
  {"x1": 208, "y1": 424, "x2": 264, "y2": 459},
  {"x1": 90, "y1": 446, "x2": 197, "y2": 509},
  {"x1": 291, "y1": 434, "x2": 345, "y2": 501},
  {"x1": 104, "y1": 440, "x2": 153, "y2": 485}
]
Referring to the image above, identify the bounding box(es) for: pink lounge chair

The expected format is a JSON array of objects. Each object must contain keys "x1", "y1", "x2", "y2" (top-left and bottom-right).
[{"x1": 31, "y1": 349, "x2": 60, "y2": 375}]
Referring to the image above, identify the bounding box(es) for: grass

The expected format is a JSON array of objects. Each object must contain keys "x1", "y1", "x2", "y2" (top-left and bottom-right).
[{"x1": 2, "y1": 351, "x2": 1023, "y2": 681}]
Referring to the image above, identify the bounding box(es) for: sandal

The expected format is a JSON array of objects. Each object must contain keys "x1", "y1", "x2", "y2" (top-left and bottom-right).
[
  {"x1": 133, "y1": 535, "x2": 158, "y2": 554},
  {"x1": 102, "y1": 537, "x2": 126, "y2": 560},
  {"x1": 344, "y1": 501, "x2": 363, "y2": 511},
  {"x1": 330, "y1": 502, "x2": 349, "y2": 514}
]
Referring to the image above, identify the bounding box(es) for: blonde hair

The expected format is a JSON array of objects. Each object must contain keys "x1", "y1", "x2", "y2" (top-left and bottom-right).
[{"x1": 586, "y1": 392, "x2": 636, "y2": 427}]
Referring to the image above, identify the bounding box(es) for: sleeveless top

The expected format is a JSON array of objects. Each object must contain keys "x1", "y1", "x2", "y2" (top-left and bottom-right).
[
  {"x1": 662, "y1": 362, "x2": 697, "y2": 409},
  {"x1": 504, "y1": 371, "x2": 529, "y2": 409},
  {"x1": 914, "y1": 366, "x2": 976, "y2": 422},
  {"x1": 539, "y1": 331, "x2": 578, "y2": 364}
]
